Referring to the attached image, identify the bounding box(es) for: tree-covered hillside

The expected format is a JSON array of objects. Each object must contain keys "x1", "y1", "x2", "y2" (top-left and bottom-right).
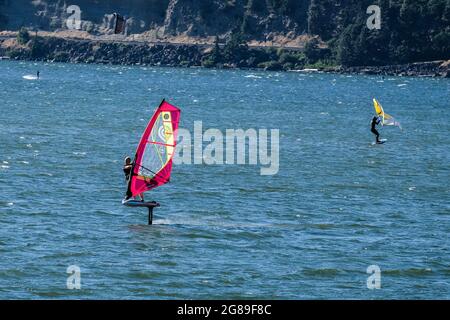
[
  {"x1": 1, "y1": 0, "x2": 449, "y2": 66},
  {"x1": 307, "y1": 0, "x2": 450, "y2": 66}
]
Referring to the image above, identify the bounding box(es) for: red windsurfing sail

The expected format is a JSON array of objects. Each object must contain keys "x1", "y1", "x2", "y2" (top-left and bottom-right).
[{"x1": 127, "y1": 99, "x2": 180, "y2": 197}]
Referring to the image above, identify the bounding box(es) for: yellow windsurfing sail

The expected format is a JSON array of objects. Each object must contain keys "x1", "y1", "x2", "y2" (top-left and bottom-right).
[{"x1": 373, "y1": 98, "x2": 402, "y2": 130}]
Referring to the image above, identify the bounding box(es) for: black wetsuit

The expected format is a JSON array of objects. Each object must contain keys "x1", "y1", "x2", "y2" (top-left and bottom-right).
[
  {"x1": 123, "y1": 164, "x2": 133, "y2": 199},
  {"x1": 371, "y1": 116, "x2": 381, "y2": 142},
  {"x1": 123, "y1": 165, "x2": 131, "y2": 181}
]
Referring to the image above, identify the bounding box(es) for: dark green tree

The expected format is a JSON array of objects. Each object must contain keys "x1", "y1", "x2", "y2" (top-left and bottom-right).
[
  {"x1": 17, "y1": 27, "x2": 30, "y2": 45},
  {"x1": 223, "y1": 29, "x2": 249, "y2": 63}
]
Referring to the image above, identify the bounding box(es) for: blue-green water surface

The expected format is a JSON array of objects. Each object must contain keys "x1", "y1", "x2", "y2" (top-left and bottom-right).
[{"x1": 0, "y1": 60, "x2": 449, "y2": 299}]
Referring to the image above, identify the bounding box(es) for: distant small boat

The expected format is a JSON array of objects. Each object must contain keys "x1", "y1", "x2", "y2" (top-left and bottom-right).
[{"x1": 0, "y1": 56, "x2": 11, "y2": 60}]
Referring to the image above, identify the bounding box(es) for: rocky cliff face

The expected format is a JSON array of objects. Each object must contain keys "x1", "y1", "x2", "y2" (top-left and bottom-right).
[
  {"x1": 161, "y1": 0, "x2": 309, "y2": 38},
  {"x1": 0, "y1": 0, "x2": 169, "y2": 34},
  {"x1": 0, "y1": 0, "x2": 311, "y2": 39}
]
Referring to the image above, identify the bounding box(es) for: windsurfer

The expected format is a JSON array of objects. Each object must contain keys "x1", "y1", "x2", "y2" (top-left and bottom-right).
[
  {"x1": 123, "y1": 156, "x2": 144, "y2": 201},
  {"x1": 371, "y1": 116, "x2": 381, "y2": 144}
]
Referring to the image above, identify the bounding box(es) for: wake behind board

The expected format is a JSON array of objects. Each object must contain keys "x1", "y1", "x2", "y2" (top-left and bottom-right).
[{"x1": 23, "y1": 75, "x2": 38, "y2": 80}]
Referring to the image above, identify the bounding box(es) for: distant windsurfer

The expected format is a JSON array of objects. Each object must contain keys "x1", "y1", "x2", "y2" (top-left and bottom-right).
[
  {"x1": 371, "y1": 116, "x2": 382, "y2": 144},
  {"x1": 123, "y1": 156, "x2": 144, "y2": 201},
  {"x1": 37, "y1": 71, "x2": 40, "y2": 79}
]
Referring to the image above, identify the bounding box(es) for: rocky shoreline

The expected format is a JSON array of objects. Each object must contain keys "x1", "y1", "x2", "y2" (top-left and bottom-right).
[
  {"x1": 325, "y1": 61, "x2": 450, "y2": 78},
  {"x1": 1, "y1": 35, "x2": 449, "y2": 78},
  {"x1": 0, "y1": 36, "x2": 205, "y2": 67}
]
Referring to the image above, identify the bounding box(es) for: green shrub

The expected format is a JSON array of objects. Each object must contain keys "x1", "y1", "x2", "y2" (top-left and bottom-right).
[
  {"x1": 282, "y1": 62, "x2": 294, "y2": 71},
  {"x1": 17, "y1": 27, "x2": 30, "y2": 45},
  {"x1": 201, "y1": 56, "x2": 216, "y2": 68},
  {"x1": 257, "y1": 60, "x2": 282, "y2": 71},
  {"x1": 30, "y1": 38, "x2": 46, "y2": 59}
]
